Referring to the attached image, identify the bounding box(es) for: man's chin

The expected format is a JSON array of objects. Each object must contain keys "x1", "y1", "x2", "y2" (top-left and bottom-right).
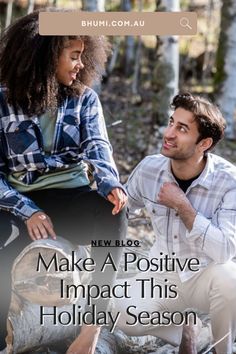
[{"x1": 161, "y1": 147, "x2": 171, "y2": 157}]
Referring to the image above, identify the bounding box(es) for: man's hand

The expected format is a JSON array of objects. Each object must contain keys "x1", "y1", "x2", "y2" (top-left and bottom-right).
[
  {"x1": 25, "y1": 211, "x2": 57, "y2": 241},
  {"x1": 158, "y1": 182, "x2": 187, "y2": 210},
  {"x1": 107, "y1": 188, "x2": 127, "y2": 215},
  {"x1": 158, "y1": 182, "x2": 196, "y2": 231}
]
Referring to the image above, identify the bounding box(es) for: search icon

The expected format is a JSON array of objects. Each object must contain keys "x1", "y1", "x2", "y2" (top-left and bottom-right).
[{"x1": 180, "y1": 17, "x2": 192, "y2": 30}]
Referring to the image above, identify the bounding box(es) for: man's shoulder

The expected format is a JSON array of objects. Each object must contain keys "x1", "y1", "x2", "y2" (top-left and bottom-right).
[
  {"x1": 209, "y1": 153, "x2": 236, "y2": 182},
  {"x1": 136, "y1": 154, "x2": 168, "y2": 173},
  {"x1": 141, "y1": 153, "x2": 166, "y2": 163},
  {"x1": 210, "y1": 153, "x2": 236, "y2": 171}
]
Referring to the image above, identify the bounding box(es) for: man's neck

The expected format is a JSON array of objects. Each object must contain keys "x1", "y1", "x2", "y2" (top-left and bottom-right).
[{"x1": 170, "y1": 155, "x2": 207, "y2": 180}]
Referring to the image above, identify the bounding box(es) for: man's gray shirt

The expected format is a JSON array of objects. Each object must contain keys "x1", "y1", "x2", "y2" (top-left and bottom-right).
[{"x1": 127, "y1": 153, "x2": 236, "y2": 281}]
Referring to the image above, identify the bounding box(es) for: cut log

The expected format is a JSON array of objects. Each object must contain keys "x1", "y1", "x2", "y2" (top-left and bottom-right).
[
  {"x1": 11, "y1": 237, "x2": 90, "y2": 306},
  {"x1": 8, "y1": 297, "x2": 118, "y2": 353},
  {"x1": 114, "y1": 324, "x2": 212, "y2": 354},
  {"x1": 8, "y1": 298, "x2": 212, "y2": 354},
  {"x1": 8, "y1": 298, "x2": 81, "y2": 353},
  {"x1": 8, "y1": 238, "x2": 212, "y2": 354}
]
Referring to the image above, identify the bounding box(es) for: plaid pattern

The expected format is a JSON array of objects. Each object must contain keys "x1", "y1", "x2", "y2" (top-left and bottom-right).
[
  {"x1": 127, "y1": 153, "x2": 236, "y2": 281},
  {"x1": 0, "y1": 87, "x2": 122, "y2": 220}
]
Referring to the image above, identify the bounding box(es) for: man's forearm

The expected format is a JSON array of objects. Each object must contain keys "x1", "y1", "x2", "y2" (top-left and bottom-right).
[{"x1": 175, "y1": 199, "x2": 197, "y2": 231}]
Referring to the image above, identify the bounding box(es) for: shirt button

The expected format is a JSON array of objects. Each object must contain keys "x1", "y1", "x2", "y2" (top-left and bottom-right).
[
  {"x1": 152, "y1": 209, "x2": 156, "y2": 214},
  {"x1": 174, "y1": 235, "x2": 178, "y2": 239},
  {"x1": 175, "y1": 212, "x2": 178, "y2": 216}
]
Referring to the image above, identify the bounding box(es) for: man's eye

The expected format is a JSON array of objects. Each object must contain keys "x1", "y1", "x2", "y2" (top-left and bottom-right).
[{"x1": 179, "y1": 127, "x2": 187, "y2": 132}]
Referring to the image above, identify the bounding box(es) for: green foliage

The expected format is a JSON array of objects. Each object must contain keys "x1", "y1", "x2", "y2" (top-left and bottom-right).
[{"x1": 180, "y1": 0, "x2": 190, "y2": 9}]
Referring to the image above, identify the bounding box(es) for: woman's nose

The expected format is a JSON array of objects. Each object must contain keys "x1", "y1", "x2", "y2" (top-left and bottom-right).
[{"x1": 75, "y1": 59, "x2": 84, "y2": 70}]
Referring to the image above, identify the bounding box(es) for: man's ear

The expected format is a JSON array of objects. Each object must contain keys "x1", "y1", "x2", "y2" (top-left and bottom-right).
[{"x1": 198, "y1": 137, "x2": 213, "y2": 153}]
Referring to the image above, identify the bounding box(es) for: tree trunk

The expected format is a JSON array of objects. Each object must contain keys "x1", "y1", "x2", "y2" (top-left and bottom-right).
[
  {"x1": 131, "y1": 0, "x2": 143, "y2": 96},
  {"x1": 161, "y1": 0, "x2": 179, "y2": 98},
  {"x1": 122, "y1": 0, "x2": 135, "y2": 76},
  {"x1": 216, "y1": 0, "x2": 236, "y2": 139},
  {"x1": 47, "y1": 0, "x2": 58, "y2": 6},
  {"x1": 82, "y1": 0, "x2": 105, "y2": 12},
  {"x1": 27, "y1": 0, "x2": 35, "y2": 14},
  {"x1": 152, "y1": 0, "x2": 179, "y2": 127},
  {"x1": 81, "y1": 0, "x2": 105, "y2": 94},
  {"x1": 5, "y1": 0, "x2": 14, "y2": 28},
  {"x1": 131, "y1": 37, "x2": 142, "y2": 95}
]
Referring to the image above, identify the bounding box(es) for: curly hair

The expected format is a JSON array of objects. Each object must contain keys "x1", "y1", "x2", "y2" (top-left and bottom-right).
[
  {"x1": 0, "y1": 9, "x2": 111, "y2": 116},
  {"x1": 171, "y1": 92, "x2": 226, "y2": 151}
]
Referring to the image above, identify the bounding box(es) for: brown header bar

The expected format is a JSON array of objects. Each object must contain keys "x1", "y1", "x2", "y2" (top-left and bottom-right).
[{"x1": 39, "y1": 12, "x2": 197, "y2": 36}]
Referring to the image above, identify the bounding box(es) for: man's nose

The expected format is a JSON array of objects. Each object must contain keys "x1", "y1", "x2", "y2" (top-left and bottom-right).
[{"x1": 164, "y1": 125, "x2": 176, "y2": 139}]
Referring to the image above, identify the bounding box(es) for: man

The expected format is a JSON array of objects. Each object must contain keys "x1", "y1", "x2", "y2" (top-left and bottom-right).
[{"x1": 116, "y1": 93, "x2": 236, "y2": 354}]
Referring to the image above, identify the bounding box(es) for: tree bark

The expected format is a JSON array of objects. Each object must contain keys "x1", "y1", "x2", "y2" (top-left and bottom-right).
[
  {"x1": 82, "y1": 0, "x2": 105, "y2": 12},
  {"x1": 152, "y1": 0, "x2": 180, "y2": 127},
  {"x1": 8, "y1": 296, "x2": 118, "y2": 354},
  {"x1": 216, "y1": 0, "x2": 236, "y2": 139},
  {"x1": 5, "y1": 0, "x2": 14, "y2": 28},
  {"x1": 27, "y1": 0, "x2": 35, "y2": 14},
  {"x1": 161, "y1": 0, "x2": 179, "y2": 97},
  {"x1": 8, "y1": 298, "x2": 212, "y2": 354},
  {"x1": 122, "y1": 0, "x2": 135, "y2": 76}
]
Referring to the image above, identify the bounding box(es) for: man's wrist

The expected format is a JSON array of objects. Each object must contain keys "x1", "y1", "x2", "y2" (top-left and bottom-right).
[{"x1": 174, "y1": 197, "x2": 188, "y2": 213}]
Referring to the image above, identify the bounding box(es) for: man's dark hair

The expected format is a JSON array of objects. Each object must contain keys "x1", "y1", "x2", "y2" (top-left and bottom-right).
[
  {"x1": 0, "y1": 9, "x2": 111, "y2": 116},
  {"x1": 171, "y1": 92, "x2": 226, "y2": 151}
]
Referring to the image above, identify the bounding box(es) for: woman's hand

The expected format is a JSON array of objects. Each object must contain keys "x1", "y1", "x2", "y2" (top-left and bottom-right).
[
  {"x1": 25, "y1": 211, "x2": 57, "y2": 241},
  {"x1": 107, "y1": 187, "x2": 127, "y2": 215}
]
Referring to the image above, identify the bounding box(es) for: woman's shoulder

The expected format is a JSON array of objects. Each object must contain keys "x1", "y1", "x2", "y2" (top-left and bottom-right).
[
  {"x1": 68, "y1": 87, "x2": 99, "y2": 107},
  {"x1": 0, "y1": 86, "x2": 7, "y2": 100},
  {"x1": 0, "y1": 86, "x2": 10, "y2": 119}
]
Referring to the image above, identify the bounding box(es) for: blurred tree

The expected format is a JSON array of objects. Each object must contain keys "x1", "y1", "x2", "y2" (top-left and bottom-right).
[
  {"x1": 47, "y1": 0, "x2": 57, "y2": 7},
  {"x1": 82, "y1": 0, "x2": 105, "y2": 11},
  {"x1": 161, "y1": 0, "x2": 179, "y2": 96},
  {"x1": 122, "y1": 0, "x2": 135, "y2": 76},
  {"x1": 27, "y1": 0, "x2": 35, "y2": 14},
  {"x1": 152, "y1": 0, "x2": 179, "y2": 126},
  {"x1": 5, "y1": 0, "x2": 13, "y2": 27},
  {"x1": 131, "y1": 0, "x2": 143, "y2": 96},
  {"x1": 216, "y1": 0, "x2": 236, "y2": 139},
  {"x1": 81, "y1": 0, "x2": 105, "y2": 93}
]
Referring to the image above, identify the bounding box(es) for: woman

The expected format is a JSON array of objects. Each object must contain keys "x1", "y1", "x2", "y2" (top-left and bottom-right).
[{"x1": 0, "y1": 9, "x2": 127, "y2": 354}]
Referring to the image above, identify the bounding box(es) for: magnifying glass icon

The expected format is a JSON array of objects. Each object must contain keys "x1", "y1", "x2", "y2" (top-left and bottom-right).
[{"x1": 180, "y1": 17, "x2": 192, "y2": 30}]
